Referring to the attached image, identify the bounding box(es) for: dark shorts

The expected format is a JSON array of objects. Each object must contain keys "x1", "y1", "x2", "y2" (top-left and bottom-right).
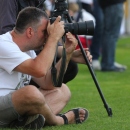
[{"x1": 0, "y1": 92, "x2": 21, "y2": 128}]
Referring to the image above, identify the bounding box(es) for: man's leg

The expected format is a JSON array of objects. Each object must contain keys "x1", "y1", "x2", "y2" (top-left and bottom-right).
[
  {"x1": 90, "y1": 0, "x2": 104, "y2": 70},
  {"x1": 29, "y1": 64, "x2": 78, "y2": 116},
  {"x1": 90, "y1": 0, "x2": 104, "y2": 60},
  {"x1": 10, "y1": 85, "x2": 87, "y2": 126},
  {"x1": 40, "y1": 83, "x2": 71, "y2": 114},
  {"x1": 101, "y1": 3, "x2": 124, "y2": 70},
  {"x1": 0, "y1": 93, "x2": 19, "y2": 128}
]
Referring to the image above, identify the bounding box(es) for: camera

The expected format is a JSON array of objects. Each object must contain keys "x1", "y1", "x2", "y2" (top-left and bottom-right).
[
  {"x1": 50, "y1": 0, "x2": 94, "y2": 35},
  {"x1": 50, "y1": 17, "x2": 94, "y2": 35}
]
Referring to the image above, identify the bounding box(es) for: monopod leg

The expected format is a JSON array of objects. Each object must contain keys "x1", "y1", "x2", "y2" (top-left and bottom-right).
[
  {"x1": 76, "y1": 35, "x2": 112, "y2": 117},
  {"x1": 66, "y1": 13, "x2": 112, "y2": 117}
]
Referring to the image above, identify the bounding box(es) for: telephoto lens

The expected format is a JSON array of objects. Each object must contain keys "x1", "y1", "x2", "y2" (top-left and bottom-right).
[{"x1": 64, "y1": 20, "x2": 94, "y2": 35}]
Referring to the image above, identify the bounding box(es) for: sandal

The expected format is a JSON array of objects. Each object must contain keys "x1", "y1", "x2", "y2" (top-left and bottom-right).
[{"x1": 59, "y1": 108, "x2": 89, "y2": 124}]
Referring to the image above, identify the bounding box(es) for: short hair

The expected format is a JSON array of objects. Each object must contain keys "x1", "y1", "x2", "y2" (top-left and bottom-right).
[{"x1": 15, "y1": 7, "x2": 49, "y2": 33}]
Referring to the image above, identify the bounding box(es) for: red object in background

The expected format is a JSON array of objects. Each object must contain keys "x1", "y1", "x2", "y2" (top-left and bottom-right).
[{"x1": 76, "y1": 36, "x2": 92, "y2": 49}]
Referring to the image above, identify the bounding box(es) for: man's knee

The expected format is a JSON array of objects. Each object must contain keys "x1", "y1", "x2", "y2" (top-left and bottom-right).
[
  {"x1": 61, "y1": 84, "x2": 71, "y2": 102},
  {"x1": 21, "y1": 85, "x2": 45, "y2": 102},
  {"x1": 12, "y1": 85, "x2": 45, "y2": 114}
]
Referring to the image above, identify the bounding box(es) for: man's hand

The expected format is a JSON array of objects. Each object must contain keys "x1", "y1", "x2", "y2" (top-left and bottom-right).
[
  {"x1": 47, "y1": 16, "x2": 65, "y2": 41},
  {"x1": 65, "y1": 32, "x2": 78, "y2": 56},
  {"x1": 71, "y1": 48, "x2": 92, "y2": 64}
]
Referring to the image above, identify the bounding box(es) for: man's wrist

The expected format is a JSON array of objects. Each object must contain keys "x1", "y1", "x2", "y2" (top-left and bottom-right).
[
  {"x1": 66, "y1": 53, "x2": 72, "y2": 63},
  {"x1": 46, "y1": 35, "x2": 59, "y2": 46},
  {"x1": 48, "y1": 35, "x2": 60, "y2": 43}
]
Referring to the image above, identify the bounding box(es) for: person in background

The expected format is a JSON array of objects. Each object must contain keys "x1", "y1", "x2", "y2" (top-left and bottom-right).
[
  {"x1": 90, "y1": 0, "x2": 103, "y2": 70},
  {"x1": 99, "y1": 0, "x2": 127, "y2": 72}
]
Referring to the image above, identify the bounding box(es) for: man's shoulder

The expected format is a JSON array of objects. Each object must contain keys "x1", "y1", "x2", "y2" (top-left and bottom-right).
[
  {"x1": 0, "y1": 32, "x2": 11, "y2": 42},
  {"x1": 0, "y1": 32, "x2": 21, "y2": 55}
]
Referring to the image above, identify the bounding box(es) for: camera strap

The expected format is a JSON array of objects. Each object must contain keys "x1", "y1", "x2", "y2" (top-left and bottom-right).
[{"x1": 51, "y1": 41, "x2": 66, "y2": 87}]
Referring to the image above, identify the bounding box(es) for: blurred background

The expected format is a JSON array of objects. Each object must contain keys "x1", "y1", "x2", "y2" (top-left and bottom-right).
[{"x1": 120, "y1": 0, "x2": 130, "y2": 35}]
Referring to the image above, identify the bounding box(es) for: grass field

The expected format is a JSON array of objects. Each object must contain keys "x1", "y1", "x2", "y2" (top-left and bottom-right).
[
  {"x1": 2, "y1": 36, "x2": 130, "y2": 130},
  {"x1": 44, "y1": 36, "x2": 130, "y2": 130}
]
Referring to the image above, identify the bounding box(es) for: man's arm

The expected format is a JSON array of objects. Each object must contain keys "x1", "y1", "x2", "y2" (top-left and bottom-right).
[
  {"x1": 57, "y1": 46, "x2": 92, "y2": 64},
  {"x1": 32, "y1": 32, "x2": 78, "y2": 90},
  {"x1": 71, "y1": 48, "x2": 92, "y2": 64}
]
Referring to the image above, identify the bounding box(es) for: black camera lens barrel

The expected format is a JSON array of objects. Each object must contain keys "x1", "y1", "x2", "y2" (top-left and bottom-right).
[{"x1": 64, "y1": 20, "x2": 94, "y2": 35}]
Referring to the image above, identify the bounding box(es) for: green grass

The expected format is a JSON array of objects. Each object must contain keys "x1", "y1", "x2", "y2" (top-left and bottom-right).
[
  {"x1": 44, "y1": 36, "x2": 130, "y2": 130},
  {"x1": 2, "y1": 36, "x2": 130, "y2": 130}
]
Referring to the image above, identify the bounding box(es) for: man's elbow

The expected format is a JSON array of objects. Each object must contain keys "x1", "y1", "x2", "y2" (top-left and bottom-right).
[{"x1": 32, "y1": 68, "x2": 47, "y2": 78}]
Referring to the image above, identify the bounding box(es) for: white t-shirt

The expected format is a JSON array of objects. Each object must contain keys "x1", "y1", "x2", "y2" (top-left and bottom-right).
[{"x1": 0, "y1": 32, "x2": 36, "y2": 96}]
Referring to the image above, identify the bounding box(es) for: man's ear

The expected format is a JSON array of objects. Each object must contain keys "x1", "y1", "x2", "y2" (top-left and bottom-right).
[{"x1": 26, "y1": 27, "x2": 34, "y2": 38}]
